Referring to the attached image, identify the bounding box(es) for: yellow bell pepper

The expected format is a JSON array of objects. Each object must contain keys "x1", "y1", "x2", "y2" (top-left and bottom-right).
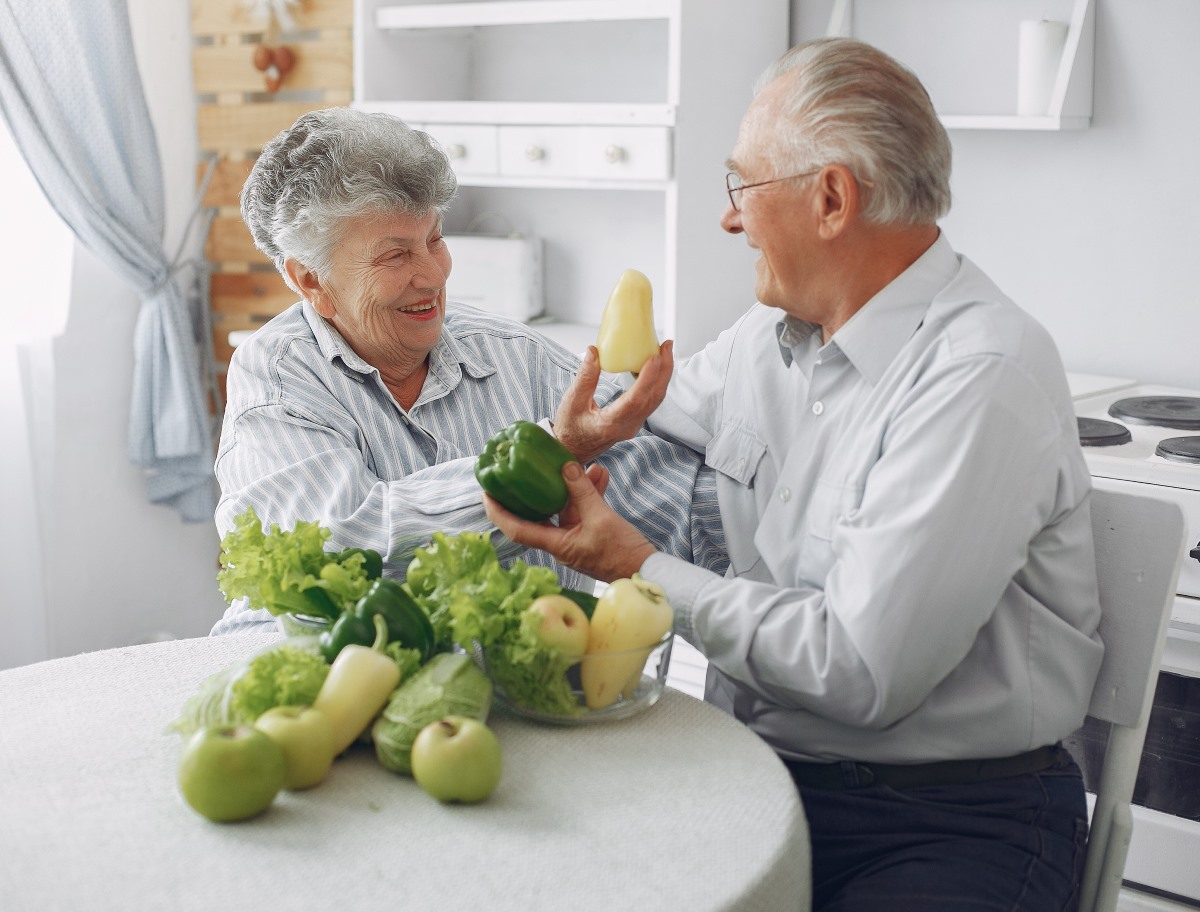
[
  {"x1": 313, "y1": 614, "x2": 401, "y2": 755},
  {"x1": 596, "y1": 269, "x2": 660, "y2": 374},
  {"x1": 580, "y1": 575, "x2": 674, "y2": 709}
]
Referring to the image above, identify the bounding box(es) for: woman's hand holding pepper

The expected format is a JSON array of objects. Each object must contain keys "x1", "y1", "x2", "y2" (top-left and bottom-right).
[{"x1": 483, "y1": 461, "x2": 656, "y2": 584}]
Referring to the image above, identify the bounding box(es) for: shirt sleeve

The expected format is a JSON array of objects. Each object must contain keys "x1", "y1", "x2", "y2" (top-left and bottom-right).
[{"x1": 643, "y1": 352, "x2": 1067, "y2": 730}]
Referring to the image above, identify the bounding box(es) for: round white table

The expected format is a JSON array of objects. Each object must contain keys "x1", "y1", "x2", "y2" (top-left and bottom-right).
[{"x1": 0, "y1": 634, "x2": 810, "y2": 912}]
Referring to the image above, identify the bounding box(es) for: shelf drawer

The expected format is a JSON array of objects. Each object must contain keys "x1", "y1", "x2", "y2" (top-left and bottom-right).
[
  {"x1": 497, "y1": 124, "x2": 672, "y2": 181},
  {"x1": 497, "y1": 125, "x2": 580, "y2": 178},
  {"x1": 575, "y1": 126, "x2": 671, "y2": 180},
  {"x1": 421, "y1": 123, "x2": 499, "y2": 176}
]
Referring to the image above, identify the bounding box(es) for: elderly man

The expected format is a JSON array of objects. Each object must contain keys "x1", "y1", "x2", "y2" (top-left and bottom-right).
[
  {"x1": 210, "y1": 106, "x2": 725, "y2": 635},
  {"x1": 486, "y1": 38, "x2": 1103, "y2": 911}
]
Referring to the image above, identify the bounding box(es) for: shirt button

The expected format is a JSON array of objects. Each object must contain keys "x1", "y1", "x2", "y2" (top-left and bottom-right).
[
  {"x1": 812, "y1": 401, "x2": 824, "y2": 415},
  {"x1": 779, "y1": 487, "x2": 791, "y2": 502}
]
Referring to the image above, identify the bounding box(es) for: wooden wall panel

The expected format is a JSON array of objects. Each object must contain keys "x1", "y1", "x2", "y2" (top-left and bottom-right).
[
  {"x1": 192, "y1": 35, "x2": 351, "y2": 95},
  {"x1": 206, "y1": 215, "x2": 270, "y2": 265},
  {"x1": 191, "y1": 0, "x2": 353, "y2": 382},
  {"x1": 192, "y1": 0, "x2": 353, "y2": 37}
]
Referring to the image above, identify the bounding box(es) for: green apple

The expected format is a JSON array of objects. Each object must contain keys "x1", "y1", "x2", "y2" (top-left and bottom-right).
[
  {"x1": 410, "y1": 716, "x2": 503, "y2": 804},
  {"x1": 527, "y1": 594, "x2": 590, "y2": 658},
  {"x1": 177, "y1": 725, "x2": 285, "y2": 822},
  {"x1": 253, "y1": 705, "x2": 336, "y2": 790}
]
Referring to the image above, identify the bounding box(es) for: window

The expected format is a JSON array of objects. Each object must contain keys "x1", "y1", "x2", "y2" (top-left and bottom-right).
[{"x1": 0, "y1": 115, "x2": 73, "y2": 344}]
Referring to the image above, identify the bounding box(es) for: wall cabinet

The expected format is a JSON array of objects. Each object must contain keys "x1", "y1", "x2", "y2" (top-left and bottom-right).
[
  {"x1": 826, "y1": 0, "x2": 1095, "y2": 130},
  {"x1": 354, "y1": 0, "x2": 790, "y2": 357}
]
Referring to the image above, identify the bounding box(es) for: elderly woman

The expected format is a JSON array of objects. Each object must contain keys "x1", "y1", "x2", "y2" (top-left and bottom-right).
[{"x1": 211, "y1": 106, "x2": 725, "y2": 634}]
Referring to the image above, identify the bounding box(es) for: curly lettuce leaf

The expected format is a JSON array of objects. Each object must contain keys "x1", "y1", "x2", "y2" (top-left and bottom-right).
[
  {"x1": 216, "y1": 505, "x2": 373, "y2": 618},
  {"x1": 405, "y1": 531, "x2": 578, "y2": 716}
]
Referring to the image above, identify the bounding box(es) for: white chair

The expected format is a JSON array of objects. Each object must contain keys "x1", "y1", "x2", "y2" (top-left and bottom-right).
[{"x1": 1076, "y1": 488, "x2": 1187, "y2": 912}]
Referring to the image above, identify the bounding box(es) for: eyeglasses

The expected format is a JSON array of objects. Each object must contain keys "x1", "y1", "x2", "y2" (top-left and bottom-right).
[{"x1": 725, "y1": 168, "x2": 821, "y2": 212}]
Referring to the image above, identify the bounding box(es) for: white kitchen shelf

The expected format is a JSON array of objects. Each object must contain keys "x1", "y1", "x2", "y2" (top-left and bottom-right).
[
  {"x1": 355, "y1": 0, "x2": 790, "y2": 356},
  {"x1": 355, "y1": 100, "x2": 676, "y2": 127},
  {"x1": 826, "y1": 0, "x2": 1095, "y2": 130},
  {"x1": 375, "y1": 0, "x2": 677, "y2": 30}
]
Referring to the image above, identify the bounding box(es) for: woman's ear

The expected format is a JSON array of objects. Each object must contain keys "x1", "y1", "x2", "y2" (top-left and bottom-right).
[{"x1": 284, "y1": 258, "x2": 335, "y2": 319}]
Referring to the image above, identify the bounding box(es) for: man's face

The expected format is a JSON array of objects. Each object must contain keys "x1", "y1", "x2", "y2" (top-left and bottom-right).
[
  {"x1": 720, "y1": 76, "x2": 819, "y2": 318},
  {"x1": 310, "y1": 209, "x2": 452, "y2": 371}
]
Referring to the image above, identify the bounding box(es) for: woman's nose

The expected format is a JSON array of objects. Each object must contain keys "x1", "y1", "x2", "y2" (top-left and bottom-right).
[{"x1": 412, "y1": 248, "x2": 450, "y2": 287}]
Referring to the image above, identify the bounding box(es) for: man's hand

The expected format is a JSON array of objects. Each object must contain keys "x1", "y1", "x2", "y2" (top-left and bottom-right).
[
  {"x1": 553, "y1": 342, "x2": 674, "y2": 464},
  {"x1": 483, "y1": 461, "x2": 657, "y2": 583}
]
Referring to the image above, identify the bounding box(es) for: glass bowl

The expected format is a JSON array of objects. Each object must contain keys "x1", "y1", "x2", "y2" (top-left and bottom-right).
[
  {"x1": 279, "y1": 613, "x2": 333, "y2": 637},
  {"x1": 475, "y1": 631, "x2": 674, "y2": 725}
]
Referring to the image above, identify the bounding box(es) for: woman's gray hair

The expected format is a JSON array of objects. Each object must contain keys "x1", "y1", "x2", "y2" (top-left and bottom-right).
[
  {"x1": 756, "y1": 38, "x2": 952, "y2": 225},
  {"x1": 241, "y1": 107, "x2": 458, "y2": 289}
]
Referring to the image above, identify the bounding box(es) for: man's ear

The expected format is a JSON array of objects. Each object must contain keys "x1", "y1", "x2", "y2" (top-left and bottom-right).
[
  {"x1": 284, "y1": 258, "x2": 335, "y2": 319},
  {"x1": 814, "y1": 164, "x2": 860, "y2": 240}
]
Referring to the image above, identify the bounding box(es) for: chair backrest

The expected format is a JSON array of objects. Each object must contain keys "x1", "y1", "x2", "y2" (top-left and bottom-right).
[{"x1": 1077, "y1": 488, "x2": 1187, "y2": 912}]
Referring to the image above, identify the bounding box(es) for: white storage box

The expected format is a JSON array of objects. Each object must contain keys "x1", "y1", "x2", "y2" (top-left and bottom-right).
[{"x1": 445, "y1": 233, "x2": 543, "y2": 322}]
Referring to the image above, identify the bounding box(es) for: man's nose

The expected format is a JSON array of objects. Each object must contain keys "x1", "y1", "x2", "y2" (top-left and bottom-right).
[{"x1": 720, "y1": 203, "x2": 744, "y2": 235}]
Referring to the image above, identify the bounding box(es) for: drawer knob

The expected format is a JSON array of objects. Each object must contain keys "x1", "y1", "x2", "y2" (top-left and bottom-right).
[
  {"x1": 445, "y1": 143, "x2": 466, "y2": 160},
  {"x1": 524, "y1": 144, "x2": 545, "y2": 162},
  {"x1": 603, "y1": 144, "x2": 626, "y2": 164}
]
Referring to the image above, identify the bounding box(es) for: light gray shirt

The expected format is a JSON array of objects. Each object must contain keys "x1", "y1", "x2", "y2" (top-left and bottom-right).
[
  {"x1": 212, "y1": 300, "x2": 726, "y2": 635},
  {"x1": 641, "y1": 233, "x2": 1103, "y2": 764}
]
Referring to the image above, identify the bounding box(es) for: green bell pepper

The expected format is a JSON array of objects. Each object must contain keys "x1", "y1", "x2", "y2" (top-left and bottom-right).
[
  {"x1": 319, "y1": 578, "x2": 436, "y2": 663},
  {"x1": 474, "y1": 420, "x2": 579, "y2": 522},
  {"x1": 333, "y1": 547, "x2": 384, "y2": 581}
]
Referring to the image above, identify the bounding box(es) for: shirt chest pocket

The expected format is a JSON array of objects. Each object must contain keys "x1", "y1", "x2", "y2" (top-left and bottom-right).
[
  {"x1": 705, "y1": 423, "x2": 768, "y2": 575},
  {"x1": 793, "y1": 478, "x2": 862, "y2": 582}
]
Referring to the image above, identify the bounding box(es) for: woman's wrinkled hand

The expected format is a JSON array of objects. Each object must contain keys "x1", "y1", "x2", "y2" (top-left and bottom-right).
[
  {"x1": 552, "y1": 342, "x2": 673, "y2": 464},
  {"x1": 483, "y1": 461, "x2": 656, "y2": 583}
]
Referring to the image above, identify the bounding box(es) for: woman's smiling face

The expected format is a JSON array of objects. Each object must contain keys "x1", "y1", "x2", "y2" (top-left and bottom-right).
[{"x1": 300, "y1": 208, "x2": 452, "y2": 375}]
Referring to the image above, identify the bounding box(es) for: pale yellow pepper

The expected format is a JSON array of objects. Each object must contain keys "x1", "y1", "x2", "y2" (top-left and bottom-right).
[
  {"x1": 580, "y1": 575, "x2": 674, "y2": 709},
  {"x1": 596, "y1": 269, "x2": 660, "y2": 374},
  {"x1": 313, "y1": 614, "x2": 402, "y2": 755}
]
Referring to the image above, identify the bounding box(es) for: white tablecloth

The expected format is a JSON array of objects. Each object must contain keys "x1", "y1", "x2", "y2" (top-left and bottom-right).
[{"x1": 0, "y1": 634, "x2": 810, "y2": 912}]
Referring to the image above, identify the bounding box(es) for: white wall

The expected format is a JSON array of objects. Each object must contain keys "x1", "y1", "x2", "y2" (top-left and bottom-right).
[
  {"x1": 36, "y1": 0, "x2": 226, "y2": 662},
  {"x1": 793, "y1": 0, "x2": 1200, "y2": 389}
]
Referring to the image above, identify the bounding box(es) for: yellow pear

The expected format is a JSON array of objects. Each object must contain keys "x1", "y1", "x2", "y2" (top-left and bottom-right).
[
  {"x1": 580, "y1": 575, "x2": 674, "y2": 709},
  {"x1": 596, "y1": 269, "x2": 660, "y2": 374}
]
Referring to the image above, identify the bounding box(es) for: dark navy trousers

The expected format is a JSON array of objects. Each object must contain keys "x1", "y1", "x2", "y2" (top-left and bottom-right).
[{"x1": 795, "y1": 752, "x2": 1089, "y2": 911}]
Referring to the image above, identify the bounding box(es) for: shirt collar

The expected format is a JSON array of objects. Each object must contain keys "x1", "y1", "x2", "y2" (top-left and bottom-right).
[
  {"x1": 301, "y1": 300, "x2": 497, "y2": 386},
  {"x1": 774, "y1": 232, "x2": 959, "y2": 383}
]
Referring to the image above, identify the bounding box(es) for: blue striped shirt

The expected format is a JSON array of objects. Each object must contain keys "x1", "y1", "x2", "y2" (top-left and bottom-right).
[{"x1": 210, "y1": 300, "x2": 726, "y2": 634}]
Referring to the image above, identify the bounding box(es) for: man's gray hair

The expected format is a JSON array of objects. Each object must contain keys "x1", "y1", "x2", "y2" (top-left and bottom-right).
[
  {"x1": 241, "y1": 107, "x2": 458, "y2": 290},
  {"x1": 756, "y1": 38, "x2": 952, "y2": 225}
]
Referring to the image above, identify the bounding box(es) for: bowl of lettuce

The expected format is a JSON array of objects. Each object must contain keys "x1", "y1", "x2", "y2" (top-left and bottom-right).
[
  {"x1": 403, "y1": 531, "x2": 672, "y2": 725},
  {"x1": 476, "y1": 630, "x2": 672, "y2": 725}
]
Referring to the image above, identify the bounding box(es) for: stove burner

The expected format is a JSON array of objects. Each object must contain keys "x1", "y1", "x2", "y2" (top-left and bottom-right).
[
  {"x1": 1077, "y1": 417, "x2": 1132, "y2": 447},
  {"x1": 1108, "y1": 396, "x2": 1200, "y2": 430},
  {"x1": 1155, "y1": 436, "x2": 1200, "y2": 465}
]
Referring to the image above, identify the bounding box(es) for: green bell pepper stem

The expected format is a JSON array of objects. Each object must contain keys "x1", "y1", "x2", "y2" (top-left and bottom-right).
[
  {"x1": 474, "y1": 420, "x2": 578, "y2": 522},
  {"x1": 369, "y1": 612, "x2": 388, "y2": 652}
]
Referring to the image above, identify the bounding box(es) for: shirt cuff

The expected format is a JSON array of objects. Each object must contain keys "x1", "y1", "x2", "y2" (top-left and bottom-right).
[{"x1": 638, "y1": 551, "x2": 718, "y2": 646}]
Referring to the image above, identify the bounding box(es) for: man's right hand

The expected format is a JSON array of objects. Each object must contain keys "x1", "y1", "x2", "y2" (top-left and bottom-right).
[{"x1": 553, "y1": 342, "x2": 674, "y2": 463}]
